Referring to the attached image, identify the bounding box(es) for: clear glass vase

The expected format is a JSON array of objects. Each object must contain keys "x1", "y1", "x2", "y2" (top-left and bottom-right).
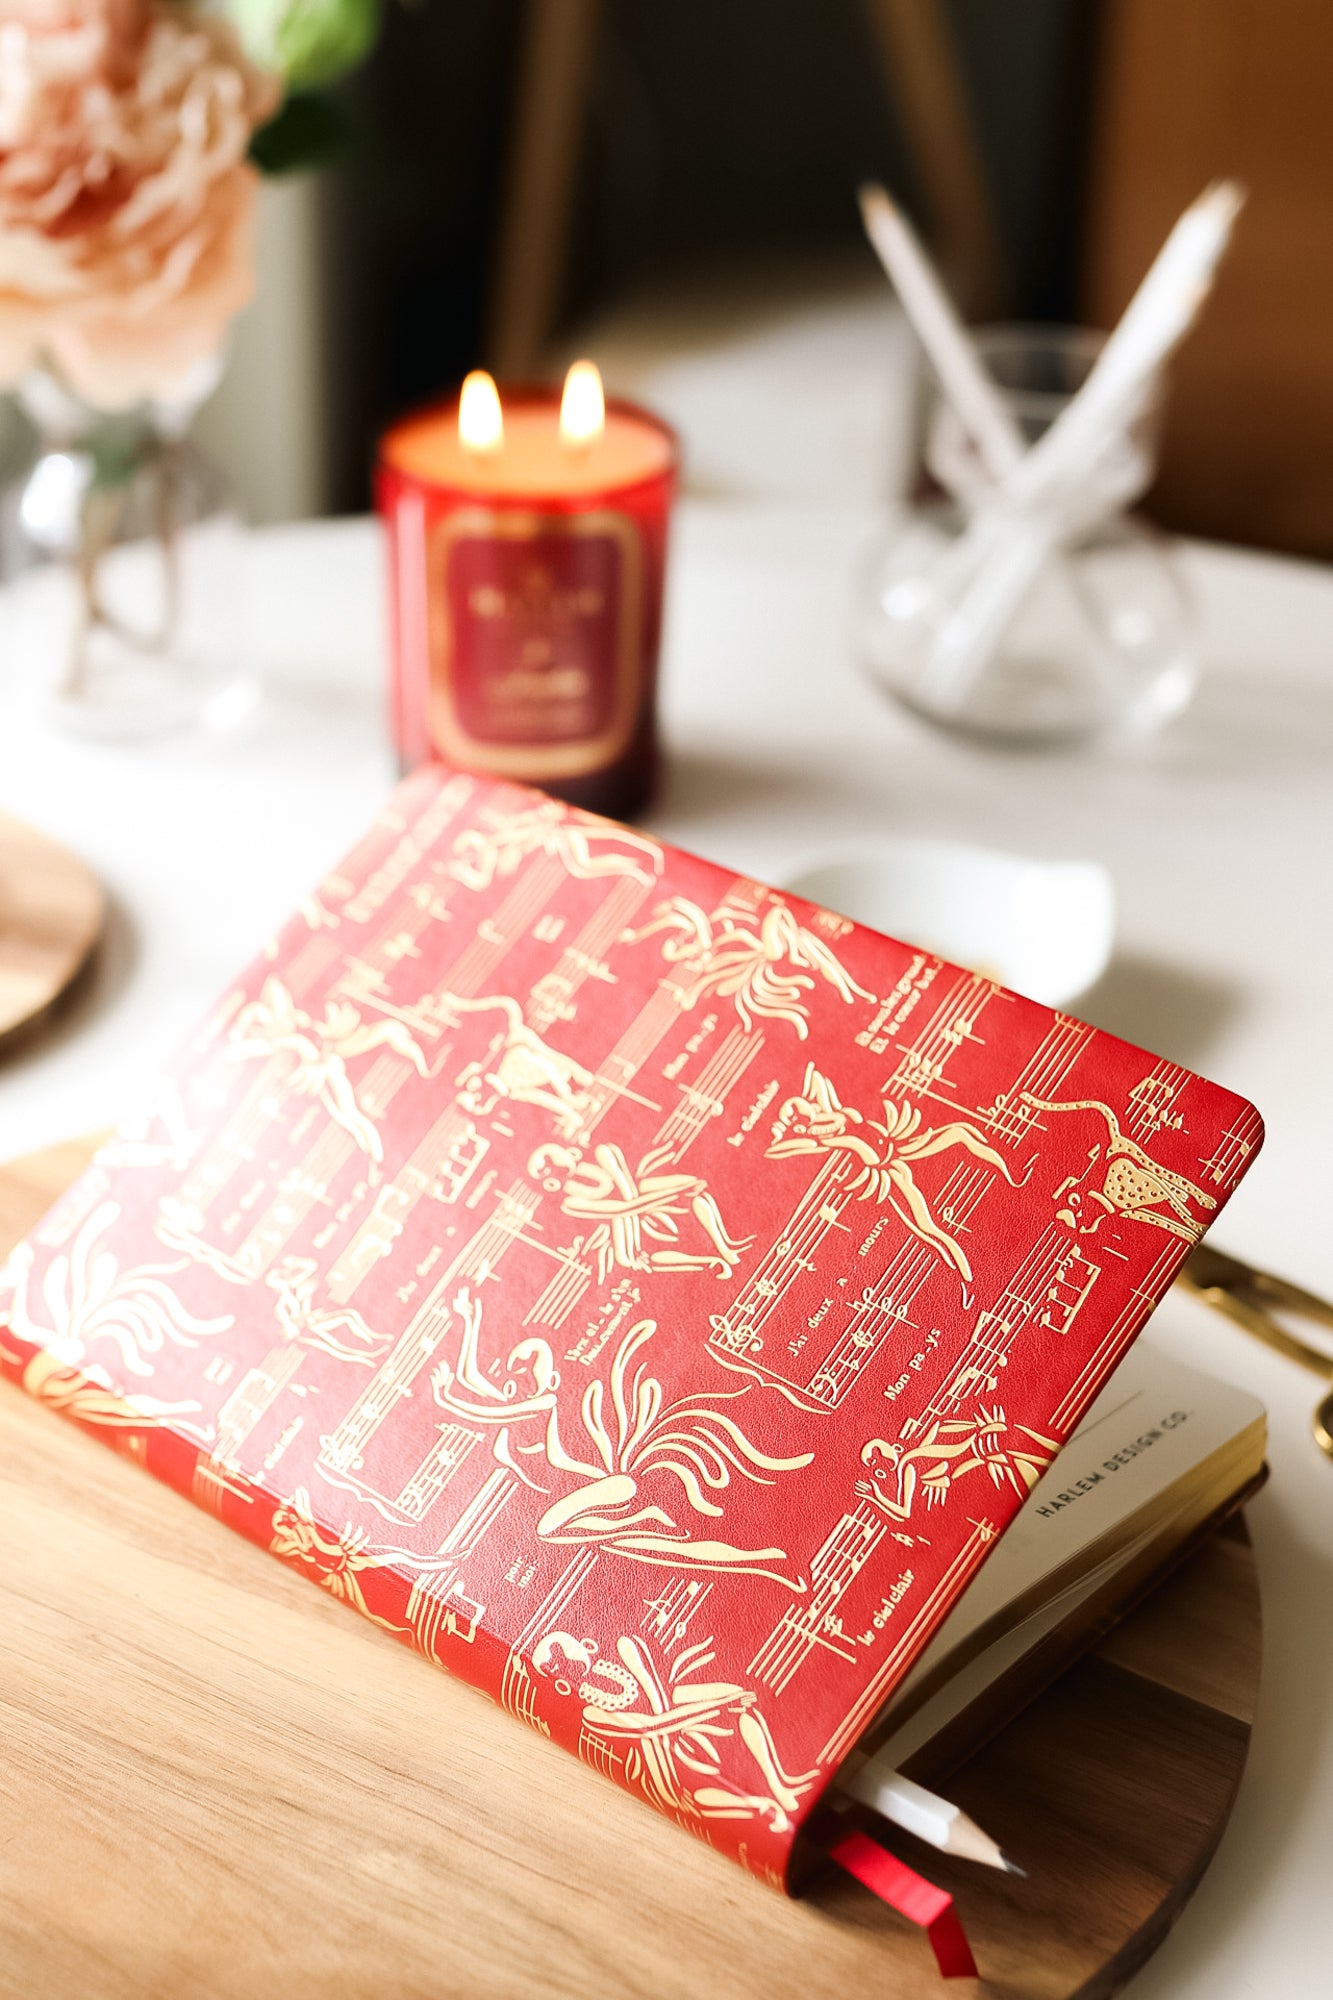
[
  {"x1": 856, "y1": 327, "x2": 1198, "y2": 747},
  {"x1": 0, "y1": 369, "x2": 252, "y2": 740}
]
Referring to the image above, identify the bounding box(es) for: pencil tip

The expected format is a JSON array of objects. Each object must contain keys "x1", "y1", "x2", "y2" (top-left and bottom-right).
[{"x1": 1001, "y1": 1854, "x2": 1027, "y2": 1878}]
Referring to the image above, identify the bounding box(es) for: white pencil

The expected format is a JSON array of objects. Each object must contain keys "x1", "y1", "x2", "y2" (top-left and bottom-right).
[
  {"x1": 843, "y1": 1763, "x2": 1025, "y2": 1875},
  {"x1": 858, "y1": 183, "x2": 1024, "y2": 482},
  {"x1": 1005, "y1": 179, "x2": 1245, "y2": 511}
]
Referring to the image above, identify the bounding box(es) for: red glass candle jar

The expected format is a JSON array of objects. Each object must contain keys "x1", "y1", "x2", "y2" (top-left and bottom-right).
[{"x1": 376, "y1": 379, "x2": 678, "y2": 820}]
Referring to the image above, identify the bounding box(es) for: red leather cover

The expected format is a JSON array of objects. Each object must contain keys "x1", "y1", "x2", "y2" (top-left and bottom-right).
[{"x1": 0, "y1": 767, "x2": 1263, "y2": 1890}]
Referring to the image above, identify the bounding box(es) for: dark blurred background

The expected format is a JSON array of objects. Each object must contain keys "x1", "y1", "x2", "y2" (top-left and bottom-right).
[
  {"x1": 321, "y1": 0, "x2": 1093, "y2": 501},
  {"x1": 188, "y1": 0, "x2": 1333, "y2": 557}
]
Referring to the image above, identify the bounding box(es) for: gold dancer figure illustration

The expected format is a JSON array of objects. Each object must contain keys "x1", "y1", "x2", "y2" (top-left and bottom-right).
[
  {"x1": 227, "y1": 978, "x2": 429, "y2": 1163},
  {"x1": 428, "y1": 1288, "x2": 562, "y2": 1429},
  {"x1": 531, "y1": 1142, "x2": 753, "y2": 1281},
  {"x1": 858, "y1": 1407, "x2": 1058, "y2": 1523},
  {"x1": 1022, "y1": 1093, "x2": 1217, "y2": 1243},
  {"x1": 768, "y1": 1062, "x2": 1027, "y2": 1282},
  {"x1": 269, "y1": 1488, "x2": 463, "y2": 1635},
  {"x1": 0, "y1": 1339, "x2": 206, "y2": 1437},
  {"x1": 534, "y1": 1630, "x2": 819, "y2": 1833},
  {"x1": 430, "y1": 1295, "x2": 812, "y2": 1586},
  {"x1": 1, "y1": 1202, "x2": 233, "y2": 1380},
  {"x1": 624, "y1": 897, "x2": 873, "y2": 1037},
  {"x1": 447, "y1": 993, "x2": 594, "y2": 1138},
  {"x1": 265, "y1": 1257, "x2": 391, "y2": 1366},
  {"x1": 448, "y1": 800, "x2": 662, "y2": 891}
]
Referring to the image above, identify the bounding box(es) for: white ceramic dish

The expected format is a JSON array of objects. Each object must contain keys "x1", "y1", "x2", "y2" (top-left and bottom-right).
[{"x1": 783, "y1": 838, "x2": 1115, "y2": 1009}]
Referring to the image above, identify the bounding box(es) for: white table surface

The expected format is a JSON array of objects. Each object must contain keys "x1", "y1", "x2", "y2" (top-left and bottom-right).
[{"x1": 2, "y1": 505, "x2": 1331, "y2": 1998}]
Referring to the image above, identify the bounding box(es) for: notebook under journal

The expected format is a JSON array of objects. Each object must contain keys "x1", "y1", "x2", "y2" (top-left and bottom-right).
[{"x1": 0, "y1": 765, "x2": 1263, "y2": 1891}]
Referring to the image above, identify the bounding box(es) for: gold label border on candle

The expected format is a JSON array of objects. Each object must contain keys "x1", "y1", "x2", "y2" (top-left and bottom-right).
[{"x1": 427, "y1": 507, "x2": 643, "y2": 781}]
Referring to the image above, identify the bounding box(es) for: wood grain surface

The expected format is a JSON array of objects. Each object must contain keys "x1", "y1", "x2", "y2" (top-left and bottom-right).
[
  {"x1": 0, "y1": 1138, "x2": 1261, "y2": 2000},
  {"x1": 0, "y1": 815, "x2": 104, "y2": 1049},
  {"x1": 1083, "y1": 0, "x2": 1333, "y2": 557}
]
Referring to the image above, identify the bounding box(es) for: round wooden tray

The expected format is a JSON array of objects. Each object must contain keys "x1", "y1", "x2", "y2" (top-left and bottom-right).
[
  {"x1": 0, "y1": 813, "x2": 104, "y2": 1049},
  {"x1": 846, "y1": 1514, "x2": 1260, "y2": 1996},
  {"x1": 0, "y1": 1137, "x2": 1260, "y2": 2000}
]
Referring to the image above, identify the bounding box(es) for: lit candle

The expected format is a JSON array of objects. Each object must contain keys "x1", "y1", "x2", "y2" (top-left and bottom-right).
[
  {"x1": 458, "y1": 369, "x2": 504, "y2": 455},
  {"x1": 559, "y1": 358, "x2": 605, "y2": 449},
  {"x1": 377, "y1": 363, "x2": 678, "y2": 818}
]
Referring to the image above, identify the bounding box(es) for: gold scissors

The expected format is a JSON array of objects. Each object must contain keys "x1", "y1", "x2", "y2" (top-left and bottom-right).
[{"x1": 1179, "y1": 1243, "x2": 1333, "y2": 1459}]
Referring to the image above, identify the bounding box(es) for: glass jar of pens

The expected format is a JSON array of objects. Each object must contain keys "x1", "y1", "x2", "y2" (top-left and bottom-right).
[
  {"x1": 858, "y1": 326, "x2": 1194, "y2": 744},
  {"x1": 855, "y1": 184, "x2": 1241, "y2": 747}
]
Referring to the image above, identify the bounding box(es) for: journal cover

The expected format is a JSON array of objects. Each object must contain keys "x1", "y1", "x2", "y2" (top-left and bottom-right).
[{"x1": 0, "y1": 767, "x2": 1263, "y2": 1889}]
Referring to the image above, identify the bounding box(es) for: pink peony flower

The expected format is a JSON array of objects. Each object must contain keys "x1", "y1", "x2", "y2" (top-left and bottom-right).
[{"x1": 0, "y1": 1, "x2": 279, "y2": 408}]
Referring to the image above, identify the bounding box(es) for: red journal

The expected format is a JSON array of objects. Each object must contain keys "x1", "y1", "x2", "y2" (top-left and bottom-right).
[{"x1": 0, "y1": 767, "x2": 1262, "y2": 1890}]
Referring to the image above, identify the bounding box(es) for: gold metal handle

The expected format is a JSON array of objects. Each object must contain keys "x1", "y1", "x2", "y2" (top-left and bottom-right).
[
  {"x1": 1316, "y1": 1385, "x2": 1333, "y2": 1461},
  {"x1": 1178, "y1": 1244, "x2": 1333, "y2": 1463}
]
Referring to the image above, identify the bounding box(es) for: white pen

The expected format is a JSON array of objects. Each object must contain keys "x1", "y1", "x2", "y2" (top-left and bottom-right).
[{"x1": 843, "y1": 1763, "x2": 1025, "y2": 1875}]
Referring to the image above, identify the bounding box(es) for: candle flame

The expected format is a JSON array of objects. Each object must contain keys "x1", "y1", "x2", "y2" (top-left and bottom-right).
[
  {"x1": 459, "y1": 370, "x2": 504, "y2": 454},
  {"x1": 559, "y1": 359, "x2": 605, "y2": 448}
]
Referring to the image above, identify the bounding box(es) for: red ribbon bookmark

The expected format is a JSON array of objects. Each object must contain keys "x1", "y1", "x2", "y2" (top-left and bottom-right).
[{"x1": 831, "y1": 1829, "x2": 979, "y2": 1981}]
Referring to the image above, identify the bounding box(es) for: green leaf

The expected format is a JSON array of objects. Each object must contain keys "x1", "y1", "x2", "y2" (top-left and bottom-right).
[
  {"x1": 233, "y1": 0, "x2": 381, "y2": 92},
  {"x1": 249, "y1": 92, "x2": 351, "y2": 175}
]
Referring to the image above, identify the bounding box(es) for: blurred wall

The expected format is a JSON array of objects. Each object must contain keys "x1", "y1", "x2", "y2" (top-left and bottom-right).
[
  {"x1": 175, "y1": 0, "x2": 517, "y2": 524},
  {"x1": 562, "y1": 0, "x2": 1087, "y2": 317},
  {"x1": 193, "y1": 176, "x2": 331, "y2": 526},
  {"x1": 190, "y1": 0, "x2": 1094, "y2": 520}
]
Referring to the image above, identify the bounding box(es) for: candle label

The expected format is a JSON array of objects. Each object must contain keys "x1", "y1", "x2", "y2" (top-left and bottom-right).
[{"x1": 428, "y1": 509, "x2": 642, "y2": 780}]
